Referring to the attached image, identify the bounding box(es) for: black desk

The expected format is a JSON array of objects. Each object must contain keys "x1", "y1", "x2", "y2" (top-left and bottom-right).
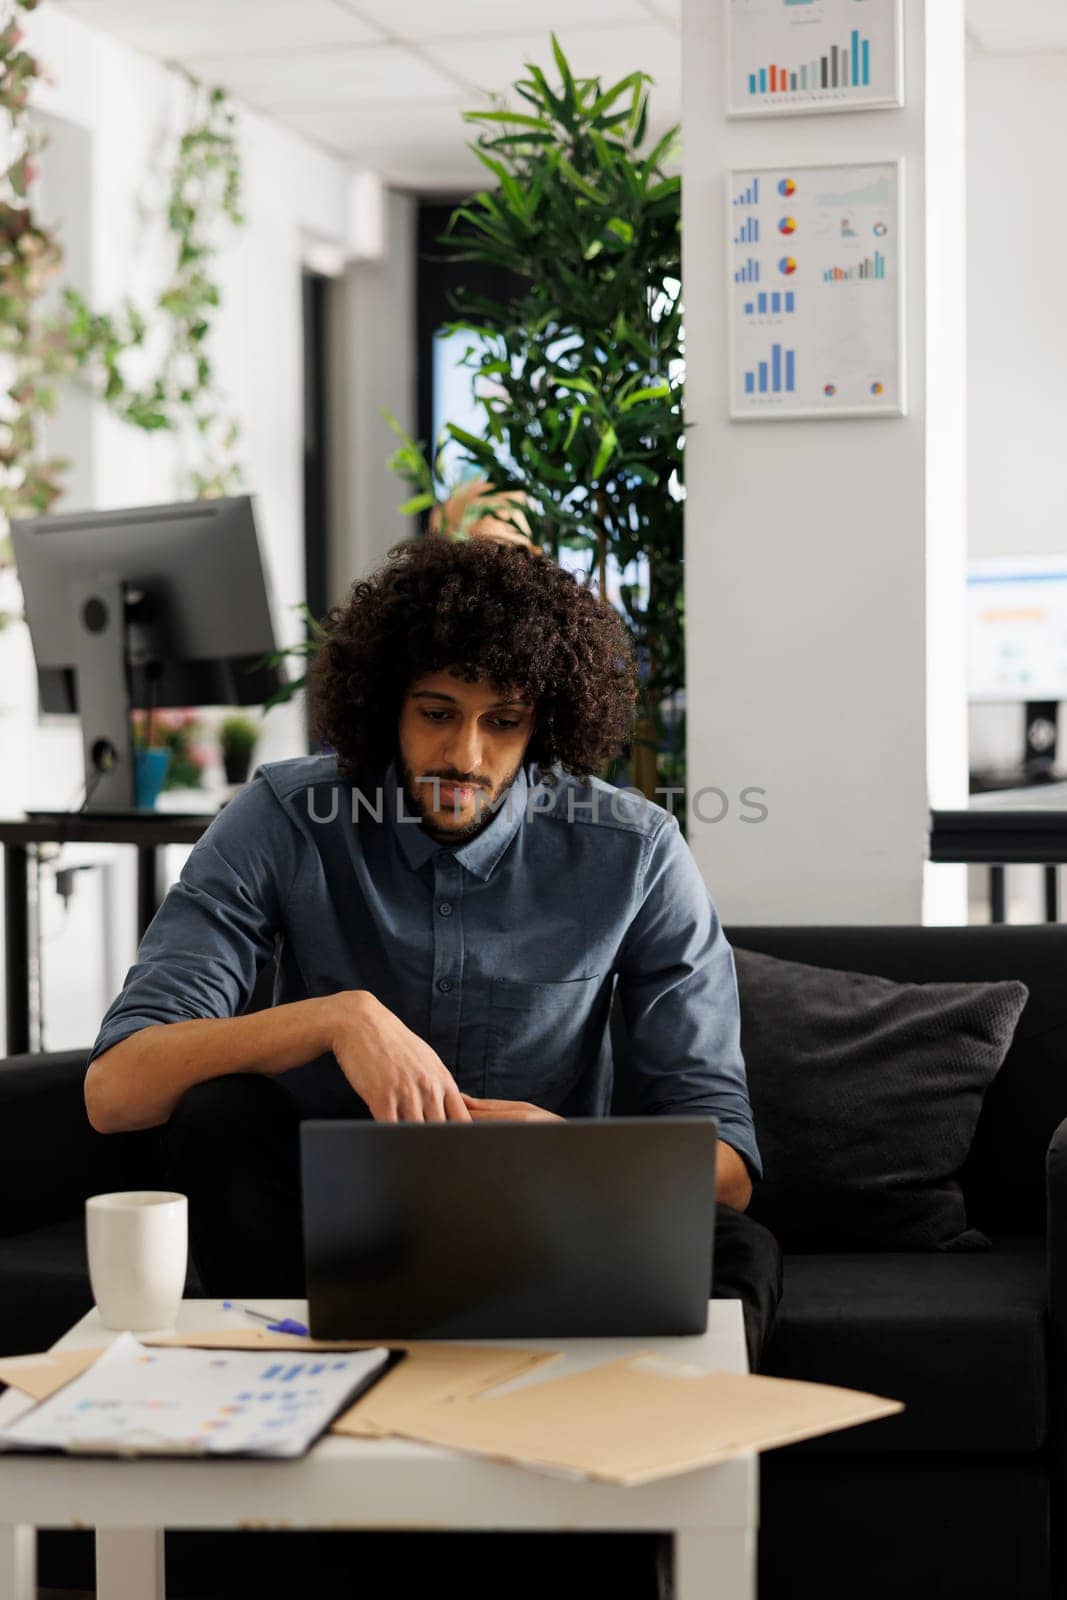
[
  {"x1": 930, "y1": 781, "x2": 1067, "y2": 923},
  {"x1": 1, "y1": 811, "x2": 214, "y2": 1055}
]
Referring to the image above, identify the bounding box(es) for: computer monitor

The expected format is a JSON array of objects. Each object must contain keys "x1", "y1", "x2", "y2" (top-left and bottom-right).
[
  {"x1": 967, "y1": 555, "x2": 1067, "y2": 703},
  {"x1": 11, "y1": 495, "x2": 287, "y2": 812},
  {"x1": 967, "y1": 554, "x2": 1067, "y2": 784}
]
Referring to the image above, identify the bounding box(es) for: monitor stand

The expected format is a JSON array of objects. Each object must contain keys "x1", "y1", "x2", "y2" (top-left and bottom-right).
[
  {"x1": 1023, "y1": 700, "x2": 1059, "y2": 784},
  {"x1": 70, "y1": 575, "x2": 138, "y2": 811}
]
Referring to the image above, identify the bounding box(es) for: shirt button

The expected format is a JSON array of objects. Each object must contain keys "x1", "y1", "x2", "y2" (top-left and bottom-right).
[
  {"x1": 438, "y1": 901, "x2": 454, "y2": 916},
  {"x1": 436, "y1": 978, "x2": 454, "y2": 993}
]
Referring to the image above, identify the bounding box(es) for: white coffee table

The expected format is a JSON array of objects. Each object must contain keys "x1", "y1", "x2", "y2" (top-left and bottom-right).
[{"x1": 0, "y1": 1298, "x2": 756, "y2": 1600}]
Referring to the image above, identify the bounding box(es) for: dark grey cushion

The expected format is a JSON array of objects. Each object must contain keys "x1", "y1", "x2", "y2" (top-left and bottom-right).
[{"x1": 733, "y1": 946, "x2": 1028, "y2": 1250}]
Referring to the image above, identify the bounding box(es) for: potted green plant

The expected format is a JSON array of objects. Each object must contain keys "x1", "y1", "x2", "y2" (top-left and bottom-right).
[
  {"x1": 142, "y1": 710, "x2": 207, "y2": 791},
  {"x1": 130, "y1": 710, "x2": 171, "y2": 810},
  {"x1": 219, "y1": 713, "x2": 260, "y2": 785},
  {"x1": 386, "y1": 38, "x2": 683, "y2": 806}
]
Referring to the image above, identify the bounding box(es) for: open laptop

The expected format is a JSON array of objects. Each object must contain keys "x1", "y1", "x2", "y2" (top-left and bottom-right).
[{"x1": 300, "y1": 1117, "x2": 718, "y2": 1339}]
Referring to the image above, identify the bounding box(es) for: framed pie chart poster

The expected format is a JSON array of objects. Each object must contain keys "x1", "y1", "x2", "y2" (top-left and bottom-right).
[
  {"x1": 726, "y1": 0, "x2": 903, "y2": 119},
  {"x1": 727, "y1": 161, "x2": 905, "y2": 421}
]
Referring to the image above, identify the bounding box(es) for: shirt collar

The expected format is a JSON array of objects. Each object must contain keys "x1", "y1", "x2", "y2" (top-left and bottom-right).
[{"x1": 382, "y1": 757, "x2": 529, "y2": 882}]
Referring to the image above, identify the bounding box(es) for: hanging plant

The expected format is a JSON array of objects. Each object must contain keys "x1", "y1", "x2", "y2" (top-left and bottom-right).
[
  {"x1": 0, "y1": 0, "x2": 245, "y2": 602},
  {"x1": 0, "y1": 0, "x2": 76, "y2": 545},
  {"x1": 63, "y1": 71, "x2": 246, "y2": 499}
]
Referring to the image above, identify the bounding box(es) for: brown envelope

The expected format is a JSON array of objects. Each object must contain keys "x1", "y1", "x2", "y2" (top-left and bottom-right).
[
  {"x1": 0, "y1": 1346, "x2": 105, "y2": 1401},
  {"x1": 389, "y1": 1353, "x2": 904, "y2": 1486},
  {"x1": 0, "y1": 1339, "x2": 902, "y2": 1485},
  {"x1": 333, "y1": 1344, "x2": 563, "y2": 1437}
]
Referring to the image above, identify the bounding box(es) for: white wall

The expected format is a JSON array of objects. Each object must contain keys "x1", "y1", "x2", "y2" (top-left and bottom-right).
[
  {"x1": 967, "y1": 50, "x2": 1067, "y2": 562},
  {"x1": 965, "y1": 47, "x2": 1067, "y2": 921},
  {"x1": 680, "y1": 0, "x2": 969, "y2": 926},
  {"x1": 0, "y1": 5, "x2": 351, "y2": 1048},
  {"x1": 966, "y1": 49, "x2": 1067, "y2": 809}
]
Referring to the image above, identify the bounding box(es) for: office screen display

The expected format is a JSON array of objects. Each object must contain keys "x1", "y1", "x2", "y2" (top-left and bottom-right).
[{"x1": 967, "y1": 556, "x2": 1067, "y2": 702}]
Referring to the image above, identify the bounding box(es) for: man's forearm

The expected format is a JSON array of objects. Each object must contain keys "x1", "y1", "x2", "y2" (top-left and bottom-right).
[
  {"x1": 85, "y1": 996, "x2": 348, "y2": 1135},
  {"x1": 717, "y1": 1141, "x2": 754, "y2": 1211}
]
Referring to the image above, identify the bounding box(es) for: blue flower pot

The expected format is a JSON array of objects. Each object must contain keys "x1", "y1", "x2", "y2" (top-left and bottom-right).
[{"x1": 134, "y1": 747, "x2": 170, "y2": 810}]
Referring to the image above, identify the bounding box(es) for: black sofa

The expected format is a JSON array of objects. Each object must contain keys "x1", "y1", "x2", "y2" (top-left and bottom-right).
[
  {"x1": 729, "y1": 925, "x2": 1067, "y2": 1600},
  {"x1": 1, "y1": 923, "x2": 1065, "y2": 1598}
]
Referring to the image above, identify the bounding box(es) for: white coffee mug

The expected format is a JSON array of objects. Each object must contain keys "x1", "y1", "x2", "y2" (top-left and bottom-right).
[{"x1": 86, "y1": 1190, "x2": 188, "y2": 1332}]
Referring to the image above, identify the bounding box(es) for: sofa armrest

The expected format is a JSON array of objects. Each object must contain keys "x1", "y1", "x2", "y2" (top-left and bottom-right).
[
  {"x1": 0, "y1": 1050, "x2": 127, "y2": 1237},
  {"x1": 1046, "y1": 1116, "x2": 1067, "y2": 1332}
]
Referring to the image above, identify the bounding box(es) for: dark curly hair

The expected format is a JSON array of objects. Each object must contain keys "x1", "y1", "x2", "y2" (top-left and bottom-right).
[{"x1": 308, "y1": 537, "x2": 638, "y2": 783}]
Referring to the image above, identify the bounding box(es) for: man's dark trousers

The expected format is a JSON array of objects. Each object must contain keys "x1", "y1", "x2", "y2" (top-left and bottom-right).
[{"x1": 160, "y1": 1072, "x2": 783, "y2": 1371}]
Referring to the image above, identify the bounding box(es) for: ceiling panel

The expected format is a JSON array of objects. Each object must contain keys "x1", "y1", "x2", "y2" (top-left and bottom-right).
[
  {"x1": 352, "y1": 0, "x2": 647, "y2": 41},
  {"x1": 290, "y1": 131, "x2": 484, "y2": 188},
  {"x1": 281, "y1": 98, "x2": 470, "y2": 158},
  {"x1": 432, "y1": 23, "x2": 680, "y2": 100},
  {"x1": 52, "y1": 0, "x2": 681, "y2": 181},
  {"x1": 51, "y1": 0, "x2": 385, "y2": 57},
  {"x1": 183, "y1": 42, "x2": 459, "y2": 111},
  {"x1": 282, "y1": 98, "x2": 677, "y2": 189},
  {"x1": 966, "y1": 0, "x2": 1067, "y2": 54}
]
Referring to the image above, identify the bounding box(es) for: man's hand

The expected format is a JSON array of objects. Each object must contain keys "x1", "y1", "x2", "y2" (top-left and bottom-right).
[
  {"x1": 460, "y1": 1093, "x2": 564, "y2": 1123},
  {"x1": 329, "y1": 990, "x2": 472, "y2": 1122}
]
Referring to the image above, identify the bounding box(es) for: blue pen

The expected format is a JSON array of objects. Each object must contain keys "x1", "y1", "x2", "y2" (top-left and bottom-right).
[{"x1": 222, "y1": 1300, "x2": 309, "y2": 1337}]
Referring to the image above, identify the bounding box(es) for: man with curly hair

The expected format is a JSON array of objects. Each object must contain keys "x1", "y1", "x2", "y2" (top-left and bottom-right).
[{"x1": 85, "y1": 536, "x2": 780, "y2": 1369}]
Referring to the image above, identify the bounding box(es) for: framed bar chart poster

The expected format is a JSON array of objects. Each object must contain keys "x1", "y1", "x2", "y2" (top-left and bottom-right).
[
  {"x1": 727, "y1": 161, "x2": 905, "y2": 420},
  {"x1": 726, "y1": 0, "x2": 903, "y2": 118}
]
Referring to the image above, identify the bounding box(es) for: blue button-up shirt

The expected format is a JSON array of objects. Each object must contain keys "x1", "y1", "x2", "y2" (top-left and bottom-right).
[{"x1": 88, "y1": 754, "x2": 761, "y2": 1177}]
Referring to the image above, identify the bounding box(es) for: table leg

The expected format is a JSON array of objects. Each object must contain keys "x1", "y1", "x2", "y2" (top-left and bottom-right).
[
  {"x1": 0, "y1": 1526, "x2": 35, "y2": 1600},
  {"x1": 989, "y1": 864, "x2": 1006, "y2": 924},
  {"x1": 3, "y1": 844, "x2": 29, "y2": 1056},
  {"x1": 672, "y1": 1527, "x2": 755, "y2": 1600},
  {"x1": 96, "y1": 1528, "x2": 164, "y2": 1600},
  {"x1": 136, "y1": 845, "x2": 161, "y2": 940},
  {"x1": 1045, "y1": 864, "x2": 1059, "y2": 923}
]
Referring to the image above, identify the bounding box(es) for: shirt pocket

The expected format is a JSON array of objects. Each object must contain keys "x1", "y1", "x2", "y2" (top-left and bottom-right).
[{"x1": 484, "y1": 973, "x2": 602, "y2": 1105}]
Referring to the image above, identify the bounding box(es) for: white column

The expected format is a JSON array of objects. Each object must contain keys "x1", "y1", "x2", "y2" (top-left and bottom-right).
[
  {"x1": 681, "y1": 0, "x2": 968, "y2": 925},
  {"x1": 329, "y1": 188, "x2": 418, "y2": 599}
]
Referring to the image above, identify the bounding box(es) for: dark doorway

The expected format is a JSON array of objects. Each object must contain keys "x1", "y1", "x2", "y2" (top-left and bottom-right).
[
  {"x1": 416, "y1": 199, "x2": 524, "y2": 464},
  {"x1": 302, "y1": 269, "x2": 330, "y2": 627}
]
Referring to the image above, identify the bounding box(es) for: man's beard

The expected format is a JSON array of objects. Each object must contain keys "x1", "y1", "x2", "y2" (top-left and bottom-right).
[{"x1": 398, "y1": 752, "x2": 521, "y2": 845}]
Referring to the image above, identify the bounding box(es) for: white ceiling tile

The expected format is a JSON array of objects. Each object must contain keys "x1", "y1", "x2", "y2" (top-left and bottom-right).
[
  {"x1": 354, "y1": 0, "x2": 646, "y2": 41},
  {"x1": 183, "y1": 43, "x2": 458, "y2": 111},
  {"x1": 431, "y1": 23, "x2": 680, "y2": 101},
  {"x1": 50, "y1": 0, "x2": 680, "y2": 178},
  {"x1": 295, "y1": 133, "x2": 483, "y2": 189},
  {"x1": 966, "y1": 0, "x2": 1067, "y2": 54},
  {"x1": 283, "y1": 99, "x2": 678, "y2": 187},
  {"x1": 50, "y1": 0, "x2": 385, "y2": 57},
  {"x1": 281, "y1": 98, "x2": 469, "y2": 157}
]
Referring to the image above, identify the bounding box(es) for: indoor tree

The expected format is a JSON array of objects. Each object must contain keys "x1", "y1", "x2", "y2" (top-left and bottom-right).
[{"x1": 391, "y1": 37, "x2": 684, "y2": 805}]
